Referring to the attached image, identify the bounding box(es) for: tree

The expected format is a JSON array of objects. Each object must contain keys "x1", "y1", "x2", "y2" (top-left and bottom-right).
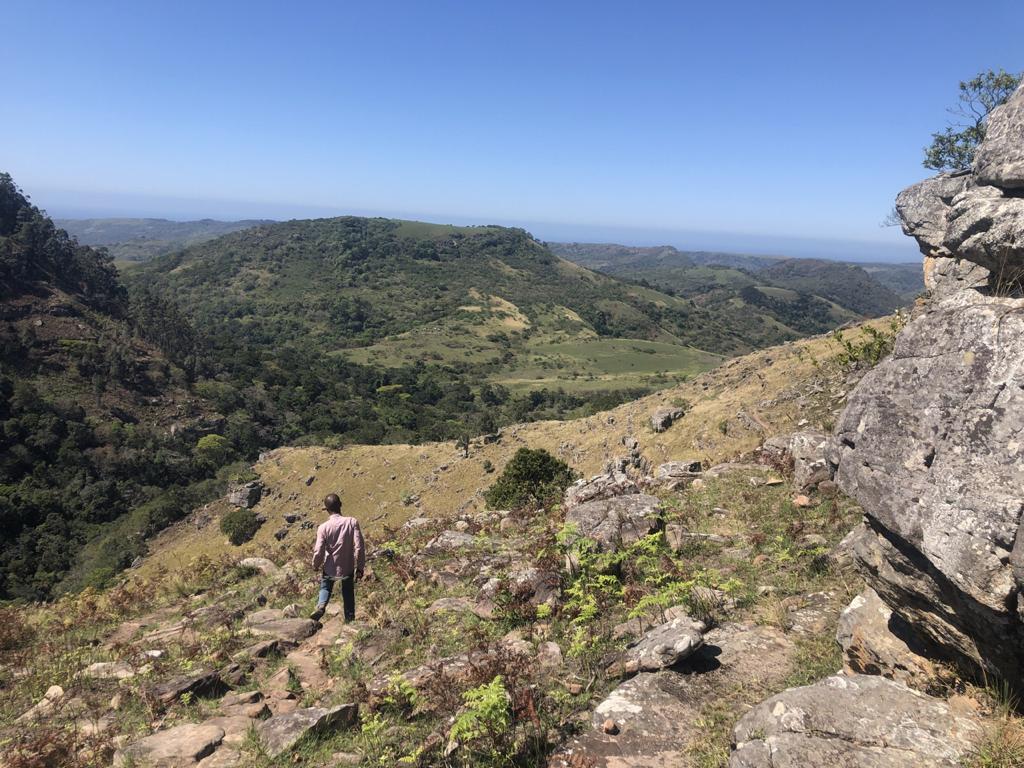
[
  {"x1": 923, "y1": 69, "x2": 1021, "y2": 171},
  {"x1": 483, "y1": 447, "x2": 577, "y2": 510},
  {"x1": 194, "y1": 433, "x2": 235, "y2": 469}
]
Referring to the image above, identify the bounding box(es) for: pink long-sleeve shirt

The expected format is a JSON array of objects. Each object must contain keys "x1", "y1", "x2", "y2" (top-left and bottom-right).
[{"x1": 312, "y1": 514, "x2": 365, "y2": 578}]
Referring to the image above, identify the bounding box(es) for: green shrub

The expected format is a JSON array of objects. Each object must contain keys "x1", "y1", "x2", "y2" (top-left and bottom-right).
[
  {"x1": 483, "y1": 448, "x2": 576, "y2": 510},
  {"x1": 220, "y1": 507, "x2": 261, "y2": 545}
]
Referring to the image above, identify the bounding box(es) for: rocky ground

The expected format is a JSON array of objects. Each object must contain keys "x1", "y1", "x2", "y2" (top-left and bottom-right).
[
  {"x1": 8, "y1": 82, "x2": 1024, "y2": 762},
  {"x1": 2, "y1": 399, "x2": 1018, "y2": 766}
]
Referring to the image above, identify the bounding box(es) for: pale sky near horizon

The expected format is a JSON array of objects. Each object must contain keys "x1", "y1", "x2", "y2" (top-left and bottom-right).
[{"x1": 4, "y1": 0, "x2": 1023, "y2": 261}]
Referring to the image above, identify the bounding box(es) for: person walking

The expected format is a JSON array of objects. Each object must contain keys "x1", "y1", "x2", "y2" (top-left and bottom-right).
[{"x1": 310, "y1": 493, "x2": 365, "y2": 622}]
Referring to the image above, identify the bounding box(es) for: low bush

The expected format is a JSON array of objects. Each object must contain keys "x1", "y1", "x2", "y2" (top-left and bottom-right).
[
  {"x1": 484, "y1": 448, "x2": 576, "y2": 510},
  {"x1": 220, "y1": 507, "x2": 261, "y2": 545}
]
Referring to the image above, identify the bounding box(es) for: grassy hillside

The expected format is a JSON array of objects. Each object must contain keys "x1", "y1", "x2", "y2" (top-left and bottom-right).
[
  {"x1": 56, "y1": 217, "x2": 272, "y2": 262},
  {"x1": 137, "y1": 319, "x2": 891, "y2": 576}
]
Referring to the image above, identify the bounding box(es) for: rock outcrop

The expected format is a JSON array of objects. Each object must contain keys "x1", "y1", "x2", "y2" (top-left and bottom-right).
[
  {"x1": 836, "y1": 587, "x2": 938, "y2": 689},
  {"x1": 730, "y1": 675, "x2": 982, "y2": 767},
  {"x1": 832, "y1": 81, "x2": 1024, "y2": 687}
]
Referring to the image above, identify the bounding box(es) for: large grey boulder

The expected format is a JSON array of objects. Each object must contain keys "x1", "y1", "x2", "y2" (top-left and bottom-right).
[
  {"x1": 831, "y1": 287, "x2": 1024, "y2": 682},
  {"x1": 923, "y1": 255, "x2": 990, "y2": 297},
  {"x1": 113, "y1": 723, "x2": 225, "y2": 767},
  {"x1": 564, "y1": 494, "x2": 662, "y2": 555},
  {"x1": 974, "y1": 82, "x2": 1024, "y2": 189},
  {"x1": 226, "y1": 481, "x2": 262, "y2": 509},
  {"x1": 730, "y1": 674, "x2": 982, "y2": 767},
  {"x1": 256, "y1": 704, "x2": 358, "y2": 758},
  {"x1": 896, "y1": 83, "x2": 1024, "y2": 281},
  {"x1": 650, "y1": 406, "x2": 684, "y2": 433},
  {"x1": 895, "y1": 172, "x2": 971, "y2": 257},
  {"x1": 942, "y1": 183, "x2": 1024, "y2": 280}
]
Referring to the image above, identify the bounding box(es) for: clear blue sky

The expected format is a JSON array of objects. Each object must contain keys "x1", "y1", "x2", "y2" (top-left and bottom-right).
[{"x1": 4, "y1": 0, "x2": 1022, "y2": 261}]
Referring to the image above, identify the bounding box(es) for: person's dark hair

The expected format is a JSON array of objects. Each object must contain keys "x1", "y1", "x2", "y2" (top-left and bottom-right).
[{"x1": 324, "y1": 493, "x2": 342, "y2": 513}]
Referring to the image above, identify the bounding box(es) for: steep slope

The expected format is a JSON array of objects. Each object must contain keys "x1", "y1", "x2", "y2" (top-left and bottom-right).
[
  {"x1": 56, "y1": 217, "x2": 272, "y2": 263},
  {"x1": 0, "y1": 174, "x2": 227, "y2": 598}
]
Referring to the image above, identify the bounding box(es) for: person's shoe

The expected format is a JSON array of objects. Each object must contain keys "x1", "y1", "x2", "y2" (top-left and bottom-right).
[{"x1": 310, "y1": 605, "x2": 326, "y2": 622}]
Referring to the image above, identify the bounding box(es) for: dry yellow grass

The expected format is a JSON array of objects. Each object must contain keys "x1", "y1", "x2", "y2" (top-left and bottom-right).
[{"x1": 138, "y1": 322, "x2": 882, "y2": 578}]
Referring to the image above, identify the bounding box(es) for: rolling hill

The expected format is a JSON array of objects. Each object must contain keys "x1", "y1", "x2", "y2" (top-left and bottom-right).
[{"x1": 128, "y1": 217, "x2": 749, "y2": 395}]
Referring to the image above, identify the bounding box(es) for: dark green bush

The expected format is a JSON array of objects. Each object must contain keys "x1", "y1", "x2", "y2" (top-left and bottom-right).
[
  {"x1": 484, "y1": 447, "x2": 576, "y2": 510},
  {"x1": 220, "y1": 507, "x2": 261, "y2": 546}
]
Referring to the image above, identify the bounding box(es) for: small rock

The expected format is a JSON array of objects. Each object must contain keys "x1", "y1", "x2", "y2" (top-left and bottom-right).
[
  {"x1": 83, "y1": 661, "x2": 136, "y2": 680},
  {"x1": 602, "y1": 718, "x2": 619, "y2": 735},
  {"x1": 792, "y1": 494, "x2": 814, "y2": 508}
]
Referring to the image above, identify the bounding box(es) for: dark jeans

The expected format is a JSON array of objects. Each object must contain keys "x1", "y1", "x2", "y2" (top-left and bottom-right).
[{"x1": 318, "y1": 575, "x2": 355, "y2": 621}]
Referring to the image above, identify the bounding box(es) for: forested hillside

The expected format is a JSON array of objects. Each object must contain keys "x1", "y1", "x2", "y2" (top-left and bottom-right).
[
  {"x1": 0, "y1": 174, "x2": 230, "y2": 598},
  {"x1": 550, "y1": 242, "x2": 918, "y2": 340}
]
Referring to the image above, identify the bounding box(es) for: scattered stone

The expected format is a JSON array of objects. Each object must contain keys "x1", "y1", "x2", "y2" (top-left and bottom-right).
[
  {"x1": 113, "y1": 723, "x2": 225, "y2": 767},
  {"x1": 792, "y1": 494, "x2": 813, "y2": 508},
  {"x1": 419, "y1": 530, "x2": 478, "y2": 557},
  {"x1": 82, "y1": 660, "x2": 136, "y2": 680},
  {"x1": 233, "y1": 637, "x2": 292, "y2": 661},
  {"x1": 426, "y1": 596, "x2": 494, "y2": 620},
  {"x1": 537, "y1": 641, "x2": 563, "y2": 669},
  {"x1": 330, "y1": 752, "x2": 362, "y2": 766},
  {"x1": 273, "y1": 528, "x2": 288, "y2": 541},
  {"x1": 453, "y1": 520, "x2": 470, "y2": 532},
  {"x1": 653, "y1": 461, "x2": 703, "y2": 489},
  {"x1": 615, "y1": 615, "x2": 705, "y2": 675},
  {"x1": 602, "y1": 718, "x2": 619, "y2": 735},
  {"x1": 797, "y1": 533, "x2": 827, "y2": 549},
  {"x1": 551, "y1": 623, "x2": 793, "y2": 768},
  {"x1": 150, "y1": 668, "x2": 226, "y2": 705},
  {"x1": 664, "y1": 524, "x2": 730, "y2": 551},
  {"x1": 16, "y1": 685, "x2": 65, "y2": 723},
  {"x1": 730, "y1": 675, "x2": 982, "y2": 767},
  {"x1": 563, "y1": 469, "x2": 639, "y2": 510},
  {"x1": 246, "y1": 618, "x2": 318, "y2": 644},
  {"x1": 256, "y1": 704, "x2": 359, "y2": 758},
  {"x1": 761, "y1": 431, "x2": 831, "y2": 489},
  {"x1": 202, "y1": 716, "x2": 256, "y2": 748}
]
